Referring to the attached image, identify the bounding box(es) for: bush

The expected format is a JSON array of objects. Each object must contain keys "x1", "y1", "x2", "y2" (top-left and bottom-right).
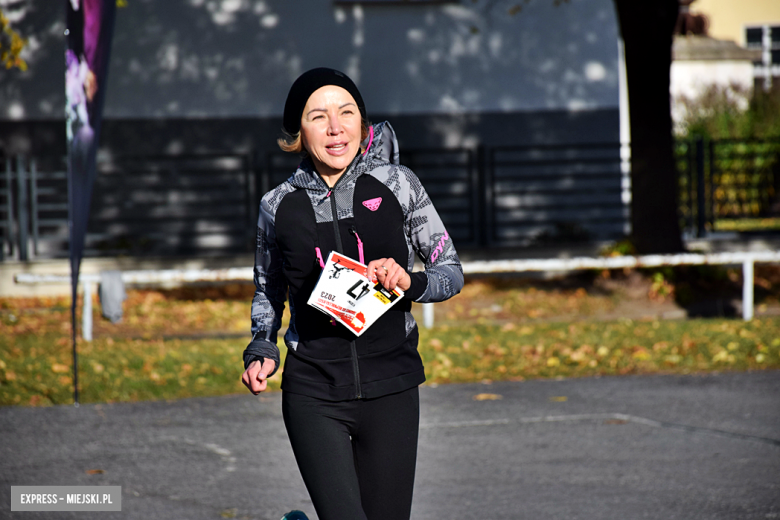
[{"x1": 675, "y1": 84, "x2": 780, "y2": 140}]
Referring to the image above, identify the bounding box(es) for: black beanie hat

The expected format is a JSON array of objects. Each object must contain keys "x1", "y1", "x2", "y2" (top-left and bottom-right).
[{"x1": 282, "y1": 67, "x2": 366, "y2": 135}]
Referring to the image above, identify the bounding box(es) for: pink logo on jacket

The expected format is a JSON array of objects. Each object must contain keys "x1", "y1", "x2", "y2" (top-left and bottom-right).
[
  {"x1": 362, "y1": 197, "x2": 382, "y2": 211},
  {"x1": 430, "y1": 230, "x2": 450, "y2": 262}
]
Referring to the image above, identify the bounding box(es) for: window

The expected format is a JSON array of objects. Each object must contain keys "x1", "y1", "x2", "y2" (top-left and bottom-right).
[
  {"x1": 746, "y1": 27, "x2": 763, "y2": 48},
  {"x1": 772, "y1": 26, "x2": 780, "y2": 45},
  {"x1": 746, "y1": 25, "x2": 780, "y2": 89},
  {"x1": 746, "y1": 25, "x2": 780, "y2": 64}
]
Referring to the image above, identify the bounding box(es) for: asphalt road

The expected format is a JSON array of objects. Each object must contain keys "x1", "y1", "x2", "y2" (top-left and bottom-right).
[{"x1": 1, "y1": 371, "x2": 779, "y2": 520}]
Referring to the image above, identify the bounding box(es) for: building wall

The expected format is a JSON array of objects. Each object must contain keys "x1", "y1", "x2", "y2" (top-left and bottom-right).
[
  {"x1": 0, "y1": 0, "x2": 621, "y2": 156},
  {"x1": 0, "y1": 0, "x2": 628, "y2": 258},
  {"x1": 693, "y1": 0, "x2": 780, "y2": 44},
  {"x1": 670, "y1": 60, "x2": 754, "y2": 125},
  {"x1": 671, "y1": 61, "x2": 754, "y2": 98}
]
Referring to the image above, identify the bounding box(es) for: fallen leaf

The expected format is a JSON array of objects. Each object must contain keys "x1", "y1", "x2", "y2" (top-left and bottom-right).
[
  {"x1": 51, "y1": 364, "x2": 69, "y2": 374},
  {"x1": 85, "y1": 469, "x2": 104, "y2": 475},
  {"x1": 549, "y1": 396, "x2": 567, "y2": 402},
  {"x1": 473, "y1": 393, "x2": 502, "y2": 401},
  {"x1": 664, "y1": 354, "x2": 682, "y2": 365}
]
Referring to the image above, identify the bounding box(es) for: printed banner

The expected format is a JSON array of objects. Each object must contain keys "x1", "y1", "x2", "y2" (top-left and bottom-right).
[
  {"x1": 308, "y1": 252, "x2": 404, "y2": 336},
  {"x1": 66, "y1": 0, "x2": 117, "y2": 403}
]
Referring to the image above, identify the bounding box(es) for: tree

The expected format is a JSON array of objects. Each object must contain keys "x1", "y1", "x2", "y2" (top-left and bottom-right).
[
  {"x1": 614, "y1": 0, "x2": 685, "y2": 253},
  {"x1": 0, "y1": 8, "x2": 27, "y2": 71},
  {"x1": 1, "y1": 1, "x2": 126, "y2": 71}
]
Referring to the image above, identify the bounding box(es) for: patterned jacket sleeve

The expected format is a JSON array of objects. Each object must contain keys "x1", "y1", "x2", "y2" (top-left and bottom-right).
[
  {"x1": 242, "y1": 198, "x2": 286, "y2": 375},
  {"x1": 401, "y1": 167, "x2": 464, "y2": 303}
]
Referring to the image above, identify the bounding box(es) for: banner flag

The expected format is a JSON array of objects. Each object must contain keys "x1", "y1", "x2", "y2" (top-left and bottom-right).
[{"x1": 66, "y1": 0, "x2": 116, "y2": 405}]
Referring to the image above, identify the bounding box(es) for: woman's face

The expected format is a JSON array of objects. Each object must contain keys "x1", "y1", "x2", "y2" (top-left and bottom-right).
[{"x1": 300, "y1": 85, "x2": 362, "y2": 182}]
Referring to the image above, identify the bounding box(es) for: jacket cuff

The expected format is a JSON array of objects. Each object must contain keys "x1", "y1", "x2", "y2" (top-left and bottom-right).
[
  {"x1": 242, "y1": 337, "x2": 281, "y2": 376},
  {"x1": 406, "y1": 271, "x2": 428, "y2": 301}
]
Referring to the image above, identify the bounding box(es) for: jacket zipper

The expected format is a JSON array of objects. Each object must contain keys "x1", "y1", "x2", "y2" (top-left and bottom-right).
[
  {"x1": 327, "y1": 190, "x2": 344, "y2": 253},
  {"x1": 324, "y1": 174, "x2": 361, "y2": 398}
]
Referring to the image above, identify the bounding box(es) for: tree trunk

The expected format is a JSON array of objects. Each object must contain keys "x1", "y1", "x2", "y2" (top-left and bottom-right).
[{"x1": 614, "y1": 0, "x2": 685, "y2": 254}]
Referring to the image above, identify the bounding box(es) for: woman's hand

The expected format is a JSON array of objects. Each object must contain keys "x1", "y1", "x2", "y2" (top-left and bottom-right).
[
  {"x1": 366, "y1": 258, "x2": 411, "y2": 292},
  {"x1": 241, "y1": 359, "x2": 276, "y2": 395},
  {"x1": 84, "y1": 69, "x2": 98, "y2": 102}
]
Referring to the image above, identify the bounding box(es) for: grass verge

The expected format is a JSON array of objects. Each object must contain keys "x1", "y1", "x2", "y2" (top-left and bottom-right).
[{"x1": 2, "y1": 317, "x2": 779, "y2": 406}]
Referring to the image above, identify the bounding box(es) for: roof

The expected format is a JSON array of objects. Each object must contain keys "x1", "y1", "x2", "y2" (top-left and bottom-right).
[{"x1": 673, "y1": 35, "x2": 761, "y2": 61}]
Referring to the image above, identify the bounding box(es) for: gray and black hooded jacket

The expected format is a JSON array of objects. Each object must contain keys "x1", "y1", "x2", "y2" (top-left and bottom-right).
[{"x1": 243, "y1": 121, "x2": 463, "y2": 401}]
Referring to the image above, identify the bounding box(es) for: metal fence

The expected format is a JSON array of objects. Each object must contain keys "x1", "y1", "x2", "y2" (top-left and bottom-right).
[
  {"x1": 2, "y1": 143, "x2": 635, "y2": 261},
  {"x1": 485, "y1": 143, "x2": 627, "y2": 247},
  {"x1": 1, "y1": 153, "x2": 255, "y2": 261},
  {"x1": 677, "y1": 137, "x2": 780, "y2": 237},
  {"x1": 9, "y1": 138, "x2": 777, "y2": 262},
  {"x1": 0, "y1": 155, "x2": 65, "y2": 262}
]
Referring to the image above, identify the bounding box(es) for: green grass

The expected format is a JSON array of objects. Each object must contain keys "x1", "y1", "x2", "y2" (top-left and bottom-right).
[
  {"x1": 0, "y1": 335, "x2": 265, "y2": 406},
  {"x1": 714, "y1": 217, "x2": 780, "y2": 232},
  {"x1": 2, "y1": 316, "x2": 779, "y2": 406},
  {"x1": 418, "y1": 318, "x2": 780, "y2": 383}
]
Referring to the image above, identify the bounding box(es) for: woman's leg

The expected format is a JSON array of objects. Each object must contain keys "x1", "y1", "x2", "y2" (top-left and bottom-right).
[
  {"x1": 282, "y1": 387, "x2": 420, "y2": 520},
  {"x1": 353, "y1": 387, "x2": 420, "y2": 520},
  {"x1": 282, "y1": 392, "x2": 367, "y2": 520}
]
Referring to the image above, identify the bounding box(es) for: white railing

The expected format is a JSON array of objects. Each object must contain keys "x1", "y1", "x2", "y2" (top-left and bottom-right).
[{"x1": 15, "y1": 251, "x2": 780, "y2": 339}]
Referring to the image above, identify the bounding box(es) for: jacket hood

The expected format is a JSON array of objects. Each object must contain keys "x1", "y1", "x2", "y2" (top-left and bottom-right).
[
  {"x1": 286, "y1": 121, "x2": 400, "y2": 191},
  {"x1": 363, "y1": 121, "x2": 400, "y2": 166}
]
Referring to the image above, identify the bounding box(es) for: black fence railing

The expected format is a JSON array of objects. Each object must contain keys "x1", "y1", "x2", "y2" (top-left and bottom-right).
[
  {"x1": 677, "y1": 137, "x2": 780, "y2": 237},
  {"x1": 1, "y1": 153, "x2": 255, "y2": 261},
  {"x1": 486, "y1": 143, "x2": 626, "y2": 247},
  {"x1": 6, "y1": 138, "x2": 775, "y2": 262}
]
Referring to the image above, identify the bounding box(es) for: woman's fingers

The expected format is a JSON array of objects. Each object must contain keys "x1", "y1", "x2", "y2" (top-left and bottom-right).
[
  {"x1": 241, "y1": 360, "x2": 258, "y2": 390},
  {"x1": 365, "y1": 258, "x2": 410, "y2": 291},
  {"x1": 386, "y1": 263, "x2": 402, "y2": 289},
  {"x1": 257, "y1": 359, "x2": 276, "y2": 385},
  {"x1": 366, "y1": 258, "x2": 388, "y2": 283},
  {"x1": 241, "y1": 359, "x2": 275, "y2": 395},
  {"x1": 386, "y1": 263, "x2": 412, "y2": 292}
]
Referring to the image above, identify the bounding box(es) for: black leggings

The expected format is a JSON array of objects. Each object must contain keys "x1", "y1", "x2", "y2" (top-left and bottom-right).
[{"x1": 282, "y1": 386, "x2": 420, "y2": 520}]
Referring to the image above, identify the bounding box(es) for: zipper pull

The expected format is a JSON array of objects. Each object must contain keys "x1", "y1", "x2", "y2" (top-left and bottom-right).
[{"x1": 349, "y1": 227, "x2": 365, "y2": 265}]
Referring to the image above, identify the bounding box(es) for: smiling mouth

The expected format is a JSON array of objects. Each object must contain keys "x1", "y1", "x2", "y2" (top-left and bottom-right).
[{"x1": 326, "y1": 143, "x2": 349, "y2": 153}]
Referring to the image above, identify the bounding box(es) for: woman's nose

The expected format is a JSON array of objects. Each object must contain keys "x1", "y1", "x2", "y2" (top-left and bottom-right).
[{"x1": 328, "y1": 115, "x2": 342, "y2": 134}]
